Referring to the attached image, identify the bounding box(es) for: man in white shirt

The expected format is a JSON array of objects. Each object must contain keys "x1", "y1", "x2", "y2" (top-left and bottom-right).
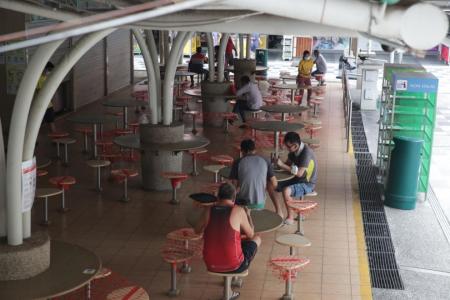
[
  {"x1": 311, "y1": 49, "x2": 327, "y2": 85},
  {"x1": 233, "y1": 75, "x2": 263, "y2": 124}
]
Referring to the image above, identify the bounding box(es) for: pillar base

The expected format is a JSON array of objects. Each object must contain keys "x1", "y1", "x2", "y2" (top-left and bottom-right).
[
  {"x1": 0, "y1": 231, "x2": 50, "y2": 280},
  {"x1": 140, "y1": 123, "x2": 184, "y2": 191},
  {"x1": 201, "y1": 81, "x2": 233, "y2": 127}
]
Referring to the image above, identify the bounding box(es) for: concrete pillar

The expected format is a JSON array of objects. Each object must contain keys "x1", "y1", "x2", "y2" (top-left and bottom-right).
[
  {"x1": 159, "y1": 31, "x2": 165, "y2": 66},
  {"x1": 0, "y1": 117, "x2": 6, "y2": 238},
  {"x1": 398, "y1": 51, "x2": 404, "y2": 63},
  {"x1": 163, "y1": 31, "x2": 170, "y2": 66},
  {"x1": 390, "y1": 51, "x2": 395, "y2": 63},
  {"x1": 201, "y1": 81, "x2": 233, "y2": 127},
  {"x1": 234, "y1": 59, "x2": 256, "y2": 89},
  {"x1": 140, "y1": 123, "x2": 184, "y2": 190}
]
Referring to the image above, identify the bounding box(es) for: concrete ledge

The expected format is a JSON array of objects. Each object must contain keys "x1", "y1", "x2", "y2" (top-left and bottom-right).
[{"x1": 0, "y1": 231, "x2": 50, "y2": 280}]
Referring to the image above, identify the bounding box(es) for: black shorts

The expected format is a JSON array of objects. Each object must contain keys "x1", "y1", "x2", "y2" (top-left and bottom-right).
[
  {"x1": 44, "y1": 107, "x2": 55, "y2": 123},
  {"x1": 228, "y1": 240, "x2": 258, "y2": 273}
]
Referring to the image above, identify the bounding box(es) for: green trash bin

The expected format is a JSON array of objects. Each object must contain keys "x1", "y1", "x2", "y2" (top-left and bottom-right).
[
  {"x1": 255, "y1": 48, "x2": 268, "y2": 76},
  {"x1": 384, "y1": 136, "x2": 423, "y2": 210}
]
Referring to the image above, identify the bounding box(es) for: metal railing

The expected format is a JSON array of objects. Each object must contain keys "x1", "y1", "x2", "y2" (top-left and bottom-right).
[{"x1": 342, "y1": 68, "x2": 353, "y2": 152}]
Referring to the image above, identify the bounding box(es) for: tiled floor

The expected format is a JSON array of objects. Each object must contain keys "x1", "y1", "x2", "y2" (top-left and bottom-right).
[{"x1": 34, "y1": 80, "x2": 371, "y2": 299}]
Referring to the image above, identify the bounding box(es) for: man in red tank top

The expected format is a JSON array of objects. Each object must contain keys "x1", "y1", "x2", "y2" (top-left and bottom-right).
[{"x1": 195, "y1": 183, "x2": 261, "y2": 275}]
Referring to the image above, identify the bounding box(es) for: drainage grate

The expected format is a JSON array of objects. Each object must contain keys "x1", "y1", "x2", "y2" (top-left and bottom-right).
[
  {"x1": 368, "y1": 252, "x2": 399, "y2": 269},
  {"x1": 351, "y1": 110, "x2": 404, "y2": 290},
  {"x1": 361, "y1": 201, "x2": 385, "y2": 212},
  {"x1": 364, "y1": 223, "x2": 391, "y2": 238},
  {"x1": 363, "y1": 212, "x2": 388, "y2": 224},
  {"x1": 366, "y1": 237, "x2": 395, "y2": 253},
  {"x1": 370, "y1": 270, "x2": 405, "y2": 289}
]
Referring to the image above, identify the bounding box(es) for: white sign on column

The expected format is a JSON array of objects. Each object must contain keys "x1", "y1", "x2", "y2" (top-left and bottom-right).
[{"x1": 22, "y1": 157, "x2": 36, "y2": 213}]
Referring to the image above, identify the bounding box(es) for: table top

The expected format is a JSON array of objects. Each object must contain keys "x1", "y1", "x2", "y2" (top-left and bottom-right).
[
  {"x1": 251, "y1": 209, "x2": 283, "y2": 233},
  {"x1": 219, "y1": 166, "x2": 294, "y2": 182},
  {"x1": 280, "y1": 74, "x2": 297, "y2": 80},
  {"x1": 276, "y1": 233, "x2": 311, "y2": 248},
  {"x1": 68, "y1": 114, "x2": 117, "y2": 125},
  {"x1": 250, "y1": 120, "x2": 304, "y2": 132},
  {"x1": 226, "y1": 65, "x2": 268, "y2": 72},
  {"x1": 273, "y1": 84, "x2": 312, "y2": 90},
  {"x1": 189, "y1": 192, "x2": 217, "y2": 204},
  {"x1": 35, "y1": 188, "x2": 63, "y2": 198},
  {"x1": 184, "y1": 88, "x2": 202, "y2": 97},
  {"x1": 175, "y1": 71, "x2": 196, "y2": 77},
  {"x1": 184, "y1": 88, "x2": 236, "y2": 99},
  {"x1": 114, "y1": 134, "x2": 210, "y2": 151},
  {"x1": 37, "y1": 159, "x2": 52, "y2": 169},
  {"x1": 102, "y1": 99, "x2": 148, "y2": 108},
  {"x1": 0, "y1": 240, "x2": 101, "y2": 300},
  {"x1": 261, "y1": 104, "x2": 309, "y2": 114},
  {"x1": 185, "y1": 207, "x2": 282, "y2": 234}
]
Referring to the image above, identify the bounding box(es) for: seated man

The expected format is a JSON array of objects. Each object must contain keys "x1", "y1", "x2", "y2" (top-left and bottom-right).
[
  {"x1": 311, "y1": 49, "x2": 327, "y2": 85},
  {"x1": 230, "y1": 139, "x2": 280, "y2": 214},
  {"x1": 233, "y1": 75, "x2": 262, "y2": 124},
  {"x1": 269, "y1": 132, "x2": 317, "y2": 224},
  {"x1": 195, "y1": 183, "x2": 260, "y2": 278},
  {"x1": 188, "y1": 46, "x2": 209, "y2": 87}
]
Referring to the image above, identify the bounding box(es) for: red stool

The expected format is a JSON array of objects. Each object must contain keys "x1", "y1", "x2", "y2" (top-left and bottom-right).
[
  {"x1": 167, "y1": 228, "x2": 202, "y2": 273},
  {"x1": 263, "y1": 97, "x2": 277, "y2": 106},
  {"x1": 309, "y1": 98, "x2": 322, "y2": 117},
  {"x1": 176, "y1": 96, "x2": 191, "y2": 111},
  {"x1": 49, "y1": 176, "x2": 76, "y2": 212},
  {"x1": 111, "y1": 169, "x2": 138, "y2": 202},
  {"x1": 305, "y1": 125, "x2": 322, "y2": 139},
  {"x1": 314, "y1": 74, "x2": 325, "y2": 86},
  {"x1": 75, "y1": 127, "x2": 92, "y2": 153},
  {"x1": 114, "y1": 128, "x2": 133, "y2": 136},
  {"x1": 187, "y1": 148, "x2": 208, "y2": 176},
  {"x1": 269, "y1": 256, "x2": 310, "y2": 300},
  {"x1": 161, "y1": 172, "x2": 189, "y2": 205},
  {"x1": 287, "y1": 200, "x2": 318, "y2": 235},
  {"x1": 294, "y1": 95, "x2": 303, "y2": 104},
  {"x1": 96, "y1": 139, "x2": 114, "y2": 154},
  {"x1": 161, "y1": 244, "x2": 194, "y2": 297},
  {"x1": 210, "y1": 154, "x2": 234, "y2": 166},
  {"x1": 129, "y1": 122, "x2": 139, "y2": 133},
  {"x1": 221, "y1": 112, "x2": 237, "y2": 132},
  {"x1": 107, "y1": 111, "x2": 123, "y2": 128},
  {"x1": 48, "y1": 132, "x2": 69, "y2": 139}
]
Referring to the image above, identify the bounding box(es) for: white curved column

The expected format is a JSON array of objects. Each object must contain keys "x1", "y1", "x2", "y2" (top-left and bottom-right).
[
  {"x1": 24, "y1": 30, "x2": 115, "y2": 161},
  {"x1": 206, "y1": 32, "x2": 215, "y2": 82},
  {"x1": 217, "y1": 33, "x2": 229, "y2": 83},
  {"x1": 246, "y1": 34, "x2": 251, "y2": 58},
  {"x1": 163, "y1": 31, "x2": 170, "y2": 66},
  {"x1": 6, "y1": 40, "x2": 63, "y2": 245},
  {"x1": 145, "y1": 30, "x2": 162, "y2": 122},
  {"x1": 162, "y1": 31, "x2": 190, "y2": 125},
  {"x1": 239, "y1": 34, "x2": 244, "y2": 59},
  {"x1": 0, "y1": 118, "x2": 6, "y2": 238},
  {"x1": 132, "y1": 28, "x2": 158, "y2": 125}
]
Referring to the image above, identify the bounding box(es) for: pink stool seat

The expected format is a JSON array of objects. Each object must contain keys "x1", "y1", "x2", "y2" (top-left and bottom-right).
[{"x1": 210, "y1": 154, "x2": 234, "y2": 166}]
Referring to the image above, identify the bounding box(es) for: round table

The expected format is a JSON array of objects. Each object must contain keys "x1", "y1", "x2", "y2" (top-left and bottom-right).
[
  {"x1": 219, "y1": 166, "x2": 294, "y2": 182},
  {"x1": 273, "y1": 84, "x2": 312, "y2": 104},
  {"x1": 250, "y1": 121, "x2": 304, "y2": 157},
  {"x1": 251, "y1": 209, "x2": 283, "y2": 233},
  {"x1": 261, "y1": 104, "x2": 309, "y2": 121},
  {"x1": 184, "y1": 88, "x2": 235, "y2": 100},
  {"x1": 226, "y1": 65, "x2": 268, "y2": 73},
  {"x1": 0, "y1": 240, "x2": 101, "y2": 300},
  {"x1": 102, "y1": 99, "x2": 148, "y2": 129},
  {"x1": 68, "y1": 114, "x2": 116, "y2": 158},
  {"x1": 113, "y1": 134, "x2": 209, "y2": 152},
  {"x1": 185, "y1": 208, "x2": 282, "y2": 234},
  {"x1": 280, "y1": 74, "x2": 297, "y2": 83}
]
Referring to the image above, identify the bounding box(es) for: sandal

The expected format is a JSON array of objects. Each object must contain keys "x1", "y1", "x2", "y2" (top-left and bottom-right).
[
  {"x1": 230, "y1": 291, "x2": 240, "y2": 300},
  {"x1": 283, "y1": 218, "x2": 295, "y2": 225}
]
